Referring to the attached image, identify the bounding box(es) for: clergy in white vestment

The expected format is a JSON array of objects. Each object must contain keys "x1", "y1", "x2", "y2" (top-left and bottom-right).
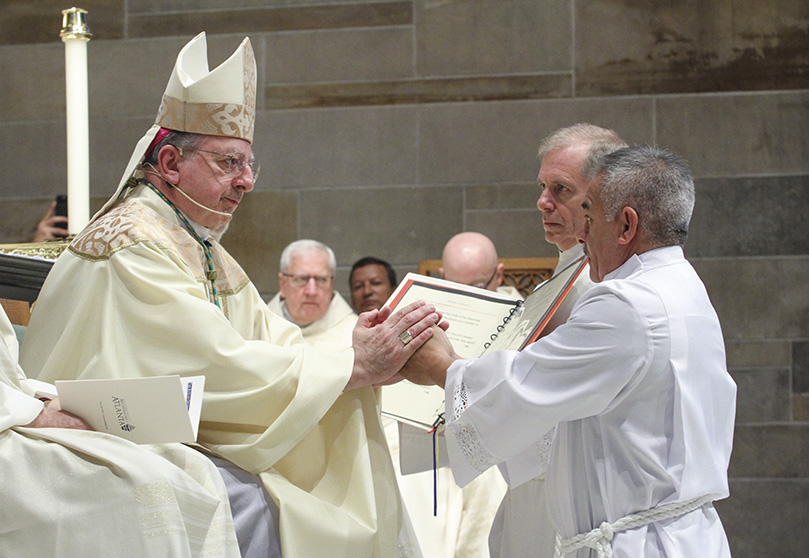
[
  {"x1": 489, "y1": 123, "x2": 627, "y2": 558},
  {"x1": 400, "y1": 145, "x2": 736, "y2": 558},
  {"x1": 0, "y1": 307, "x2": 240, "y2": 557},
  {"x1": 20, "y1": 32, "x2": 442, "y2": 558},
  {"x1": 266, "y1": 239, "x2": 357, "y2": 352}
]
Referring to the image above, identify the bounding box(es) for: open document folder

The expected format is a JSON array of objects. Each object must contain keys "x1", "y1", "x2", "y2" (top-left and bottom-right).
[
  {"x1": 52, "y1": 375, "x2": 205, "y2": 444},
  {"x1": 381, "y1": 258, "x2": 587, "y2": 430},
  {"x1": 381, "y1": 273, "x2": 520, "y2": 430}
]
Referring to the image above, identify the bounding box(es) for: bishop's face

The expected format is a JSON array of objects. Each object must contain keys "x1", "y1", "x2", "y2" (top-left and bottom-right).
[
  {"x1": 536, "y1": 144, "x2": 591, "y2": 252},
  {"x1": 173, "y1": 136, "x2": 256, "y2": 231}
]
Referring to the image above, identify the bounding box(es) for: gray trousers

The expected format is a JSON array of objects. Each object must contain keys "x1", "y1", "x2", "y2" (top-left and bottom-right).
[{"x1": 207, "y1": 454, "x2": 283, "y2": 558}]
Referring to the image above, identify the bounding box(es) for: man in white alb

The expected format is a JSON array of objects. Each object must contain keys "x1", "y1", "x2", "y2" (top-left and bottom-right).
[
  {"x1": 400, "y1": 145, "x2": 736, "y2": 557},
  {"x1": 390, "y1": 125, "x2": 628, "y2": 558},
  {"x1": 487, "y1": 123, "x2": 627, "y2": 558},
  {"x1": 267, "y1": 239, "x2": 357, "y2": 352}
]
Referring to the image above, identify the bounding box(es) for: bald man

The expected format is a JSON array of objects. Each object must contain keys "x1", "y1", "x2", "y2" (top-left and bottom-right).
[{"x1": 440, "y1": 232, "x2": 521, "y2": 298}]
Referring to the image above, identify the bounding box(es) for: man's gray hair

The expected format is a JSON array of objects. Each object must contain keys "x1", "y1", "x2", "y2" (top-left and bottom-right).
[
  {"x1": 598, "y1": 145, "x2": 695, "y2": 247},
  {"x1": 142, "y1": 131, "x2": 206, "y2": 167},
  {"x1": 280, "y1": 239, "x2": 337, "y2": 273},
  {"x1": 537, "y1": 123, "x2": 628, "y2": 180}
]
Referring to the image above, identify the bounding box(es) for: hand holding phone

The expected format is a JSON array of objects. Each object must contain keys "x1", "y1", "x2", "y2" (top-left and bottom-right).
[
  {"x1": 31, "y1": 196, "x2": 70, "y2": 242},
  {"x1": 54, "y1": 194, "x2": 68, "y2": 230}
]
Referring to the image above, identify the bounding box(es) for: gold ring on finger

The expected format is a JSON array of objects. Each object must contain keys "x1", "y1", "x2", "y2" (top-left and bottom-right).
[{"x1": 399, "y1": 330, "x2": 413, "y2": 345}]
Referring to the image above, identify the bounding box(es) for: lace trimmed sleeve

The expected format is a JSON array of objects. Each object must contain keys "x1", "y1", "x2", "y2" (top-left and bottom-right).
[{"x1": 446, "y1": 377, "x2": 504, "y2": 473}]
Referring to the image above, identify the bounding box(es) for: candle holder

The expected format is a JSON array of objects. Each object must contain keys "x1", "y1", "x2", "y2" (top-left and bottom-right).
[
  {"x1": 60, "y1": 7, "x2": 92, "y2": 40},
  {"x1": 60, "y1": 7, "x2": 92, "y2": 234}
]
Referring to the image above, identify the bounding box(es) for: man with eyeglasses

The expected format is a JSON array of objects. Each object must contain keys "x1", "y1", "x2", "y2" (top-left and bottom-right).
[
  {"x1": 440, "y1": 232, "x2": 522, "y2": 299},
  {"x1": 22, "y1": 33, "x2": 439, "y2": 558},
  {"x1": 267, "y1": 240, "x2": 357, "y2": 352}
]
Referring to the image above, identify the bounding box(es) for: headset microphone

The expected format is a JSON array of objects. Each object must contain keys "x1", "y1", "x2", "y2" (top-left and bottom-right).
[
  {"x1": 171, "y1": 183, "x2": 233, "y2": 218},
  {"x1": 142, "y1": 163, "x2": 233, "y2": 218}
]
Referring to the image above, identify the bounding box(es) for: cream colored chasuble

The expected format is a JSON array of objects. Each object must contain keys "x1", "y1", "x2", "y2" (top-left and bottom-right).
[{"x1": 22, "y1": 184, "x2": 409, "y2": 557}]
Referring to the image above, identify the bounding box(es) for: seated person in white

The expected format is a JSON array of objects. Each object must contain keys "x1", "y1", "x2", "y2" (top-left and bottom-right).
[
  {"x1": 267, "y1": 239, "x2": 357, "y2": 351},
  {"x1": 0, "y1": 306, "x2": 239, "y2": 557},
  {"x1": 387, "y1": 233, "x2": 525, "y2": 558},
  {"x1": 22, "y1": 33, "x2": 441, "y2": 558},
  {"x1": 273, "y1": 250, "x2": 426, "y2": 556},
  {"x1": 351, "y1": 253, "x2": 504, "y2": 557}
]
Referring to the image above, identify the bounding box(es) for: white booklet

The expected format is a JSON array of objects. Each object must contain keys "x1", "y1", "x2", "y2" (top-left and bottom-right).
[{"x1": 55, "y1": 375, "x2": 205, "y2": 444}]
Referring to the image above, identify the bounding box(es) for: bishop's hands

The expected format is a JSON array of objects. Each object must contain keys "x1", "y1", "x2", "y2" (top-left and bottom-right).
[
  {"x1": 347, "y1": 300, "x2": 445, "y2": 391},
  {"x1": 23, "y1": 398, "x2": 93, "y2": 430},
  {"x1": 398, "y1": 325, "x2": 461, "y2": 388}
]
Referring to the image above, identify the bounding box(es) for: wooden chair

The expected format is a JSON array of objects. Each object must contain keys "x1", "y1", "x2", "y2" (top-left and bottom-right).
[
  {"x1": 1, "y1": 297, "x2": 31, "y2": 327},
  {"x1": 417, "y1": 257, "x2": 558, "y2": 299}
]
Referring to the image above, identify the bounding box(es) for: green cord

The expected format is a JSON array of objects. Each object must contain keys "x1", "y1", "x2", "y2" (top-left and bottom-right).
[{"x1": 141, "y1": 180, "x2": 222, "y2": 309}]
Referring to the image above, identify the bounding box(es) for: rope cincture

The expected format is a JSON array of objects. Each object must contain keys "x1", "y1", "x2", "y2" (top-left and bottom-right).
[
  {"x1": 553, "y1": 494, "x2": 715, "y2": 558},
  {"x1": 142, "y1": 180, "x2": 222, "y2": 309}
]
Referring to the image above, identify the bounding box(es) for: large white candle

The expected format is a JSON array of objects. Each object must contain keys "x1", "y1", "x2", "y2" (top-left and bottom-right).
[{"x1": 60, "y1": 8, "x2": 91, "y2": 234}]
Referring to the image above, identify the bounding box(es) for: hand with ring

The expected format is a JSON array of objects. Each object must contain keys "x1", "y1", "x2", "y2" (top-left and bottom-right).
[
  {"x1": 346, "y1": 300, "x2": 447, "y2": 390},
  {"x1": 399, "y1": 330, "x2": 413, "y2": 345}
]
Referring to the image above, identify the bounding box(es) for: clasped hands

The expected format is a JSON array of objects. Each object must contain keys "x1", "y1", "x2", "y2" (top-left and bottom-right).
[{"x1": 347, "y1": 300, "x2": 461, "y2": 391}]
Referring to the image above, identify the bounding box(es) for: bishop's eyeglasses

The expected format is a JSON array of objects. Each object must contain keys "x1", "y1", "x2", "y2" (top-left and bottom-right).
[{"x1": 180, "y1": 147, "x2": 261, "y2": 182}]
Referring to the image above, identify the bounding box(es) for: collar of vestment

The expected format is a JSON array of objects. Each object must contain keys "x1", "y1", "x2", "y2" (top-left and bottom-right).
[
  {"x1": 69, "y1": 183, "x2": 251, "y2": 307},
  {"x1": 604, "y1": 245, "x2": 685, "y2": 282},
  {"x1": 140, "y1": 180, "x2": 222, "y2": 308},
  {"x1": 268, "y1": 291, "x2": 356, "y2": 336},
  {"x1": 186, "y1": 214, "x2": 215, "y2": 243}
]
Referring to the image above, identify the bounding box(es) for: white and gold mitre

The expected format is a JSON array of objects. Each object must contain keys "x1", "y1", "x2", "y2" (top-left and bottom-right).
[
  {"x1": 95, "y1": 32, "x2": 256, "y2": 223},
  {"x1": 156, "y1": 32, "x2": 256, "y2": 142}
]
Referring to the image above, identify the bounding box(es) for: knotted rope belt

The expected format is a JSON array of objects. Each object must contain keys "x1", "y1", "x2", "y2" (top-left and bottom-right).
[{"x1": 553, "y1": 494, "x2": 715, "y2": 558}]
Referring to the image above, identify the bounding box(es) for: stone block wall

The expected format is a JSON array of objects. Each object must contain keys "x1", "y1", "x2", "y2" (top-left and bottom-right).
[{"x1": 0, "y1": 2, "x2": 806, "y2": 555}]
